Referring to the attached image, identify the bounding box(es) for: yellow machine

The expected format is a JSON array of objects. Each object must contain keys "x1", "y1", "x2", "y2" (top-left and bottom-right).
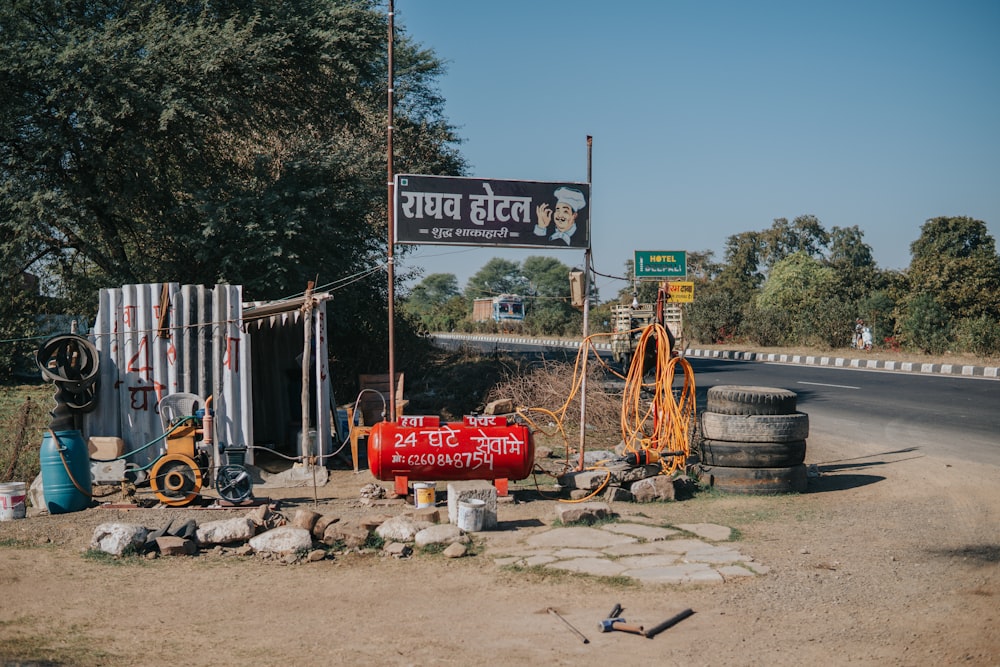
[
  {"x1": 149, "y1": 408, "x2": 206, "y2": 507},
  {"x1": 149, "y1": 393, "x2": 253, "y2": 506}
]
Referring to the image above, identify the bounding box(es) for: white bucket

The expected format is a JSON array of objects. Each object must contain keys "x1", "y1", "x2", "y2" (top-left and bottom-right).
[
  {"x1": 457, "y1": 498, "x2": 485, "y2": 532},
  {"x1": 413, "y1": 482, "x2": 435, "y2": 508},
  {"x1": 0, "y1": 482, "x2": 27, "y2": 521}
]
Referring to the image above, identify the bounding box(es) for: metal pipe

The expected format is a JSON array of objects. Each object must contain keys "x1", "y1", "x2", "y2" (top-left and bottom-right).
[
  {"x1": 386, "y1": 0, "x2": 397, "y2": 421},
  {"x1": 578, "y1": 135, "x2": 593, "y2": 471}
]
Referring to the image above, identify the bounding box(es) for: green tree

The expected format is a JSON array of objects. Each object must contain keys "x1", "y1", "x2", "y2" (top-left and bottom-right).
[
  {"x1": 406, "y1": 273, "x2": 460, "y2": 313},
  {"x1": 402, "y1": 273, "x2": 463, "y2": 331},
  {"x1": 715, "y1": 231, "x2": 765, "y2": 296},
  {"x1": 465, "y1": 259, "x2": 524, "y2": 300},
  {"x1": 908, "y1": 217, "x2": 1000, "y2": 320},
  {"x1": 761, "y1": 215, "x2": 830, "y2": 267},
  {"x1": 754, "y1": 252, "x2": 841, "y2": 345},
  {"x1": 828, "y1": 225, "x2": 875, "y2": 269},
  {"x1": 520, "y1": 255, "x2": 579, "y2": 335},
  {"x1": 0, "y1": 0, "x2": 466, "y2": 386}
]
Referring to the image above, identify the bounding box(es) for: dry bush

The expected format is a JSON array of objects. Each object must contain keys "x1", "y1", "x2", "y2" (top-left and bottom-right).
[
  {"x1": 486, "y1": 358, "x2": 624, "y2": 449},
  {"x1": 0, "y1": 386, "x2": 52, "y2": 482}
]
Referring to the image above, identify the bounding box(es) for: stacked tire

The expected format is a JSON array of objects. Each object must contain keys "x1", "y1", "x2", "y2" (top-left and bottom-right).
[{"x1": 697, "y1": 385, "x2": 808, "y2": 494}]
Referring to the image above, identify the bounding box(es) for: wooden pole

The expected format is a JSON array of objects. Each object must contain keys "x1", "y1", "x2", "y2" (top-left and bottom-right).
[{"x1": 300, "y1": 281, "x2": 316, "y2": 503}]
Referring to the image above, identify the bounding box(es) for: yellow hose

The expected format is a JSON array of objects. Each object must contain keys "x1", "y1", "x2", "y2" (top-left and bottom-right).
[{"x1": 518, "y1": 323, "x2": 696, "y2": 499}]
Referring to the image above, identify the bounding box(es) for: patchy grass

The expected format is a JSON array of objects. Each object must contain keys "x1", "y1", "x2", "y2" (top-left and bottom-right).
[
  {"x1": 81, "y1": 546, "x2": 148, "y2": 565},
  {"x1": 497, "y1": 563, "x2": 639, "y2": 589},
  {"x1": 0, "y1": 617, "x2": 120, "y2": 667}
]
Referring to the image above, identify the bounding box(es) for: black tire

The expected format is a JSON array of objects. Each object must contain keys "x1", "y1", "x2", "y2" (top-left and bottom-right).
[
  {"x1": 700, "y1": 412, "x2": 809, "y2": 442},
  {"x1": 698, "y1": 439, "x2": 807, "y2": 467},
  {"x1": 706, "y1": 385, "x2": 797, "y2": 415},
  {"x1": 699, "y1": 464, "x2": 808, "y2": 494}
]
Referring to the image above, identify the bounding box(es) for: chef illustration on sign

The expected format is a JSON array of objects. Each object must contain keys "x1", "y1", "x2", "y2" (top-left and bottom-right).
[{"x1": 534, "y1": 186, "x2": 586, "y2": 245}]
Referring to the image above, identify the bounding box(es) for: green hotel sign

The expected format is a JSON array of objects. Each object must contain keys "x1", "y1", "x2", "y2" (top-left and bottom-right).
[{"x1": 634, "y1": 250, "x2": 687, "y2": 278}]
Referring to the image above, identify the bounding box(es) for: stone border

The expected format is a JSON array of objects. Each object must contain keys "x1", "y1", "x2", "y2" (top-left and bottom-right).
[
  {"x1": 432, "y1": 333, "x2": 999, "y2": 380},
  {"x1": 682, "y1": 348, "x2": 999, "y2": 379}
]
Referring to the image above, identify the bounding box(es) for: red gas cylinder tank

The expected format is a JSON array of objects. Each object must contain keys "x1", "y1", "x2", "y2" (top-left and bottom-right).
[{"x1": 367, "y1": 416, "x2": 534, "y2": 483}]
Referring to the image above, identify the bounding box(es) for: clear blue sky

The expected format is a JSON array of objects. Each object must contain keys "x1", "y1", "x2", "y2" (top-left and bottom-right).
[{"x1": 393, "y1": 1, "x2": 1000, "y2": 299}]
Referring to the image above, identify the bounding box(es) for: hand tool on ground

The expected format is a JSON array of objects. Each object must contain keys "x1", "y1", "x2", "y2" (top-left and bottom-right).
[
  {"x1": 598, "y1": 617, "x2": 645, "y2": 635},
  {"x1": 606, "y1": 603, "x2": 623, "y2": 620},
  {"x1": 644, "y1": 608, "x2": 695, "y2": 639},
  {"x1": 547, "y1": 607, "x2": 589, "y2": 644}
]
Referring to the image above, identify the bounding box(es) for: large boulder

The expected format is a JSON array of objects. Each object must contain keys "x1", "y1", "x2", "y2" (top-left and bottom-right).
[
  {"x1": 248, "y1": 526, "x2": 313, "y2": 554},
  {"x1": 90, "y1": 523, "x2": 148, "y2": 556},
  {"x1": 197, "y1": 516, "x2": 256, "y2": 546}
]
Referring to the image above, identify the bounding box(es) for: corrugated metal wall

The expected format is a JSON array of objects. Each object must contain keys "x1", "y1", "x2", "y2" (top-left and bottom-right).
[{"x1": 84, "y1": 284, "x2": 333, "y2": 469}]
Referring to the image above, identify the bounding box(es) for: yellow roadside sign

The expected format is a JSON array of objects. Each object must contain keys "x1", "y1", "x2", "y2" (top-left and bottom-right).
[{"x1": 666, "y1": 281, "x2": 694, "y2": 303}]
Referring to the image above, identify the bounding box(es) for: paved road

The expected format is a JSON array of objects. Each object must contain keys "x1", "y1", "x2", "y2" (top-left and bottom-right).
[
  {"x1": 687, "y1": 357, "x2": 1000, "y2": 467},
  {"x1": 433, "y1": 334, "x2": 1000, "y2": 468}
]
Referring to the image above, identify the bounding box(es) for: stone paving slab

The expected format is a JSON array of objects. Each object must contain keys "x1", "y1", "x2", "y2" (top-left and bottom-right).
[
  {"x1": 523, "y1": 526, "x2": 637, "y2": 549},
  {"x1": 545, "y1": 557, "x2": 628, "y2": 577},
  {"x1": 675, "y1": 523, "x2": 733, "y2": 541},
  {"x1": 487, "y1": 521, "x2": 764, "y2": 585},
  {"x1": 599, "y1": 523, "x2": 680, "y2": 540},
  {"x1": 622, "y1": 562, "x2": 725, "y2": 584}
]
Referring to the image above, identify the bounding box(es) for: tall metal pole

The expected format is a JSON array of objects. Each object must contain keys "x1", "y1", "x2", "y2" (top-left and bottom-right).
[
  {"x1": 577, "y1": 136, "x2": 593, "y2": 471},
  {"x1": 386, "y1": 0, "x2": 397, "y2": 421}
]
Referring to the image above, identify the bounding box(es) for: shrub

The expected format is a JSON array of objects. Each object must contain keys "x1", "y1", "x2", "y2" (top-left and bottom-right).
[
  {"x1": 741, "y1": 303, "x2": 793, "y2": 346},
  {"x1": 951, "y1": 315, "x2": 1000, "y2": 356},
  {"x1": 900, "y1": 293, "x2": 951, "y2": 354},
  {"x1": 686, "y1": 290, "x2": 744, "y2": 344}
]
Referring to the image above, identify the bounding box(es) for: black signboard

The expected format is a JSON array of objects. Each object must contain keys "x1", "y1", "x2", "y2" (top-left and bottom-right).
[{"x1": 394, "y1": 174, "x2": 590, "y2": 249}]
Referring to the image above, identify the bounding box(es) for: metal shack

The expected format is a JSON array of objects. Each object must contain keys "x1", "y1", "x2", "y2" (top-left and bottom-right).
[{"x1": 84, "y1": 283, "x2": 334, "y2": 468}]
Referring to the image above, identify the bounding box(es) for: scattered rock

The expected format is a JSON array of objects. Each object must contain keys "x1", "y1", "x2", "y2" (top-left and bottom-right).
[
  {"x1": 90, "y1": 523, "x2": 149, "y2": 556},
  {"x1": 614, "y1": 463, "x2": 662, "y2": 484},
  {"x1": 312, "y1": 514, "x2": 340, "y2": 539},
  {"x1": 443, "y1": 542, "x2": 468, "y2": 558},
  {"x1": 555, "y1": 502, "x2": 613, "y2": 525},
  {"x1": 323, "y1": 519, "x2": 370, "y2": 549},
  {"x1": 415, "y1": 523, "x2": 465, "y2": 547},
  {"x1": 384, "y1": 542, "x2": 413, "y2": 558},
  {"x1": 156, "y1": 536, "x2": 197, "y2": 556},
  {"x1": 197, "y1": 516, "x2": 257, "y2": 546},
  {"x1": 376, "y1": 515, "x2": 433, "y2": 542},
  {"x1": 484, "y1": 398, "x2": 513, "y2": 415},
  {"x1": 558, "y1": 470, "x2": 611, "y2": 491},
  {"x1": 306, "y1": 549, "x2": 328, "y2": 562},
  {"x1": 360, "y1": 514, "x2": 392, "y2": 531},
  {"x1": 248, "y1": 526, "x2": 313, "y2": 554},
  {"x1": 359, "y1": 483, "x2": 387, "y2": 500},
  {"x1": 291, "y1": 509, "x2": 321, "y2": 532},
  {"x1": 603, "y1": 486, "x2": 634, "y2": 502},
  {"x1": 247, "y1": 504, "x2": 270, "y2": 527},
  {"x1": 630, "y1": 475, "x2": 677, "y2": 502}
]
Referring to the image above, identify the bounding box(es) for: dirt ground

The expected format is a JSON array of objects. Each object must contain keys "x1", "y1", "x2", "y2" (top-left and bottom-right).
[{"x1": 1, "y1": 419, "x2": 998, "y2": 666}]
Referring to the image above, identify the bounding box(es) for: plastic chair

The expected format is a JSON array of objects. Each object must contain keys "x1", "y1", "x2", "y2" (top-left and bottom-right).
[{"x1": 158, "y1": 392, "x2": 205, "y2": 431}]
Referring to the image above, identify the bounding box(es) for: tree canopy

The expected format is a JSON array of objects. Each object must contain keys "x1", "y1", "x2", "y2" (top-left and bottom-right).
[
  {"x1": 1, "y1": 0, "x2": 464, "y2": 304},
  {"x1": 908, "y1": 216, "x2": 1000, "y2": 320}
]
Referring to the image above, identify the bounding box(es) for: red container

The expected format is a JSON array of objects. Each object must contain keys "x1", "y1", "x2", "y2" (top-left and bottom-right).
[{"x1": 368, "y1": 421, "x2": 534, "y2": 482}]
